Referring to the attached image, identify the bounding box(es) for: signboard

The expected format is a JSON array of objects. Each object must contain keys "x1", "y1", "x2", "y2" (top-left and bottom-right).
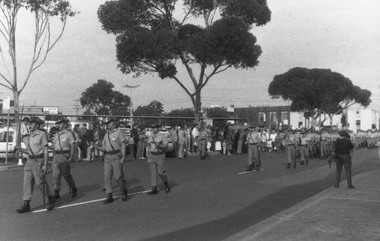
[
  {"x1": 43, "y1": 107, "x2": 59, "y2": 114},
  {"x1": 2, "y1": 97, "x2": 10, "y2": 111}
]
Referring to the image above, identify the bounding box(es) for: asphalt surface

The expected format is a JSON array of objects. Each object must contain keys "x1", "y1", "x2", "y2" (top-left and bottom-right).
[{"x1": 0, "y1": 148, "x2": 378, "y2": 241}]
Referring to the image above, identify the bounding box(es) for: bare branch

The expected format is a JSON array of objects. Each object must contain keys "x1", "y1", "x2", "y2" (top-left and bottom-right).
[
  {"x1": 171, "y1": 75, "x2": 193, "y2": 98},
  {"x1": 0, "y1": 81, "x2": 12, "y2": 91}
]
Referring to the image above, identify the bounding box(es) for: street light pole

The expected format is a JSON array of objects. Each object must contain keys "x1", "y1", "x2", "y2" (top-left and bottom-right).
[{"x1": 122, "y1": 84, "x2": 140, "y2": 126}]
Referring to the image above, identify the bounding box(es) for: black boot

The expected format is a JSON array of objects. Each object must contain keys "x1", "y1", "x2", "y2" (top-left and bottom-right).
[
  {"x1": 148, "y1": 186, "x2": 158, "y2": 195},
  {"x1": 53, "y1": 190, "x2": 60, "y2": 200},
  {"x1": 286, "y1": 163, "x2": 291, "y2": 169},
  {"x1": 300, "y1": 161, "x2": 305, "y2": 165},
  {"x1": 47, "y1": 196, "x2": 55, "y2": 211},
  {"x1": 71, "y1": 187, "x2": 78, "y2": 198},
  {"x1": 16, "y1": 200, "x2": 31, "y2": 214},
  {"x1": 103, "y1": 193, "x2": 113, "y2": 204},
  {"x1": 246, "y1": 164, "x2": 253, "y2": 172},
  {"x1": 122, "y1": 190, "x2": 128, "y2": 201},
  {"x1": 293, "y1": 163, "x2": 296, "y2": 168},
  {"x1": 164, "y1": 182, "x2": 170, "y2": 193}
]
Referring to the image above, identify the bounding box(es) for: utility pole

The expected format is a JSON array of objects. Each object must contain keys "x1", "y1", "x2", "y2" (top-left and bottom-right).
[
  {"x1": 73, "y1": 99, "x2": 81, "y2": 116},
  {"x1": 122, "y1": 84, "x2": 139, "y2": 126}
]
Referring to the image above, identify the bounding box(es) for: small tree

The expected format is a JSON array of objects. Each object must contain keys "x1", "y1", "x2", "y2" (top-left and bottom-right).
[
  {"x1": 80, "y1": 79, "x2": 131, "y2": 116},
  {"x1": 268, "y1": 67, "x2": 371, "y2": 127},
  {"x1": 0, "y1": 0, "x2": 76, "y2": 144},
  {"x1": 98, "y1": 0, "x2": 271, "y2": 123}
]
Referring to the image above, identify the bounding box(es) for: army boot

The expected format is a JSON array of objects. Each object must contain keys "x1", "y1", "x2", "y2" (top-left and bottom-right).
[
  {"x1": 103, "y1": 193, "x2": 113, "y2": 204},
  {"x1": 148, "y1": 186, "x2": 158, "y2": 195},
  {"x1": 47, "y1": 196, "x2": 55, "y2": 211},
  {"x1": 53, "y1": 190, "x2": 60, "y2": 200},
  {"x1": 293, "y1": 163, "x2": 296, "y2": 168},
  {"x1": 164, "y1": 182, "x2": 170, "y2": 193},
  {"x1": 286, "y1": 163, "x2": 291, "y2": 169},
  {"x1": 71, "y1": 187, "x2": 78, "y2": 198},
  {"x1": 16, "y1": 200, "x2": 31, "y2": 214},
  {"x1": 122, "y1": 190, "x2": 128, "y2": 202}
]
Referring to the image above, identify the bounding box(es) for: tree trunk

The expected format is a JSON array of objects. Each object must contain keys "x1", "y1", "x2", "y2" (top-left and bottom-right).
[{"x1": 193, "y1": 91, "x2": 202, "y2": 124}]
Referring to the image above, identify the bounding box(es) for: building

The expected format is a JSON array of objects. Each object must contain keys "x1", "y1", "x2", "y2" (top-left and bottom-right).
[
  {"x1": 344, "y1": 108, "x2": 379, "y2": 132},
  {"x1": 234, "y1": 106, "x2": 291, "y2": 129}
]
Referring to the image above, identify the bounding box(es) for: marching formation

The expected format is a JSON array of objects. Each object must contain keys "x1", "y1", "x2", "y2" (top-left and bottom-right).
[{"x1": 14, "y1": 117, "x2": 380, "y2": 213}]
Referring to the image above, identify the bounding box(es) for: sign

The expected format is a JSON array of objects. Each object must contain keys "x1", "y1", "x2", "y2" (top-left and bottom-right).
[
  {"x1": 2, "y1": 97, "x2": 10, "y2": 111},
  {"x1": 23, "y1": 106, "x2": 44, "y2": 114},
  {"x1": 43, "y1": 107, "x2": 59, "y2": 114}
]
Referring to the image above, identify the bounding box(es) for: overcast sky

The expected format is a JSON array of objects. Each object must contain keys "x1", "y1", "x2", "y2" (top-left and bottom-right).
[{"x1": 1, "y1": 0, "x2": 379, "y2": 115}]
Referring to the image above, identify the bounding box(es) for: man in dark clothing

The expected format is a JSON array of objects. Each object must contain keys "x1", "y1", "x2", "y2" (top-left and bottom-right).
[
  {"x1": 334, "y1": 130, "x2": 355, "y2": 189},
  {"x1": 130, "y1": 125, "x2": 139, "y2": 160}
]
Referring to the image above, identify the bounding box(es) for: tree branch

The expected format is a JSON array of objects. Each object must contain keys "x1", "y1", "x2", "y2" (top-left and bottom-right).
[{"x1": 0, "y1": 82, "x2": 12, "y2": 91}]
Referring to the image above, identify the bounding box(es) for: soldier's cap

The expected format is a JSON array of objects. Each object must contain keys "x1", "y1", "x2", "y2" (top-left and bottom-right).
[
  {"x1": 339, "y1": 130, "x2": 348, "y2": 137},
  {"x1": 29, "y1": 117, "x2": 44, "y2": 125},
  {"x1": 22, "y1": 117, "x2": 30, "y2": 122},
  {"x1": 151, "y1": 124, "x2": 161, "y2": 128},
  {"x1": 103, "y1": 117, "x2": 119, "y2": 124},
  {"x1": 55, "y1": 118, "x2": 69, "y2": 125}
]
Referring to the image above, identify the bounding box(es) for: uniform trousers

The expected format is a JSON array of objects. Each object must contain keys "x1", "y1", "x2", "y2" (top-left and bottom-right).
[
  {"x1": 287, "y1": 145, "x2": 296, "y2": 164},
  {"x1": 104, "y1": 153, "x2": 127, "y2": 194},
  {"x1": 299, "y1": 145, "x2": 309, "y2": 163},
  {"x1": 237, "y1": 140, "x2": 243, "y2": 154},
  {"x1": 335, "y1": 154, "x2": 353, "y2": 187},
  {"x1": 23, "y1": 158, "x2": 52, "y2": 201},
  {"x1": 52, "y1": 154, "x2": 76, "y2": 192},
  {"x1": 148, "y1": 153, "x2": 168, "y2": 187},
  {"x1": 198, "y1": 139, "x2": 207, "y2": 158},
  {"x1": 248, "y1": 144, "x2": 260, "y2": 166},
  {"x1": 178, "y1": 142, "x2": 185, "y2": 158}
]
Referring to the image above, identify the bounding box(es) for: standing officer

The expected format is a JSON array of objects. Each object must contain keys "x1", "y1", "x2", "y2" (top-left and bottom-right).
[
  {"x1": 285, "y1": 129, "x2": 299, "y2": 168},
  {"x1": 51, "y1": 118, "x2": 78, "y2": 200},
  {"x1": 16, "y1": 117, "x2": 55, "y2": 213},
  {"x1": 146, "y1": 124, "x2": 170, "y2": 194},
  {"x1": 246, "y1": 126, "x2": 262, "y2": 171},
  {"x1": 334, "y1": 130, "x2": 355, "y2": 188},
  {"x1": 299, "y1": 130, "x2": 310, "y2": 165},
  {"x1": 96, "y1": 118, "x2": 128, "y2": 204},
  {"x1": 198, "y1": 125, "x2": 208, "y2": 160}
]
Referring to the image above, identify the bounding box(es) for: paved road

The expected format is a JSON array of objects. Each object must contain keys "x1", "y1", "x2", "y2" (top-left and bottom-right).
[{"x1": 0, "y1": 148, "x2": 377, "y2": 241}]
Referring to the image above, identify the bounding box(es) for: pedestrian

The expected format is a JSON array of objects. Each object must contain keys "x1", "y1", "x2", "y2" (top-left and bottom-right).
[
  {"x1": 334, "y1": 130, "x2": 355, "y2": 189},
  {"x1": 146, "y1": 124, "x2": 170, "y2": 195},
  {"x1": 51, "y1": 118, "x2": 78, "y2": 200},
  {"x1": 78, "y1": 123, "x2": 88, "y2": 160},
  {"x1": 246, "y1": 126, "x2": 262, "y2": 171},
  {"x1": 96, "y1": 118, "x2": 128, "y2": 204},
  {"x1": 20, "y1": 116, "x2": 30, "y2": 142},
  {"x1": 130, "y1": 124, "x2": 139, "y2": 160},
  {"x1": 178, "y1": 126, "x2": 186, "y2": 159},
  {"x1": 15, "y1": 117, "x2": 55, "y2": 213}
]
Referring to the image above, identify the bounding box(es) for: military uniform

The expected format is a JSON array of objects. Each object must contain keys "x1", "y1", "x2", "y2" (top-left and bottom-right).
[
  {"x1": 299, "y1": 132, "x2": 310, "y2": 165},
  {"x1": 147, "y1": 125, "x2": 170, "y2": 194},
  {"x1": 285, "y1": 131, "x2": 298, "y2": 168},
  {"x1": 16, "y1": 117, "x2": 55, "y2": 213},
  {"x1": 246, "y1": 128, "x2": 261, "y2": 171},
  {"x1": 101, "y1": 126, "x2": 128, "y2": 203}
]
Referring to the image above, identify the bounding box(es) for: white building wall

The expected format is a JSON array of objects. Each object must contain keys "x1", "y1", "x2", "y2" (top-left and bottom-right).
[{"x1": 345, "y1": 108, "x2": 379, "y2": 133}]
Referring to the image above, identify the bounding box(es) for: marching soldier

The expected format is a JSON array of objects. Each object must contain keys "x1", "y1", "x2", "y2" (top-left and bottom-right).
[
  {"x1": 246, "y1": 126, "x2": 262, "y2": 171},
  {"x1": 285, "y1": 129, "x2": 299, "y2": 168},
  {"x1": 16, "y1": 117, "x2": 55, "y2": 213},
  {"x1": 51, "y1": 118, "x2": 78, "y2": 200},
  {"x1": 299, "y1": 130, "x2": 310, "y2": 165},
  {"x1": 96, "y1": 118, "x2": 128, "y2": 204},
  {"x1": 146, "y1": 124, "x2": 170, "y2": 194}
]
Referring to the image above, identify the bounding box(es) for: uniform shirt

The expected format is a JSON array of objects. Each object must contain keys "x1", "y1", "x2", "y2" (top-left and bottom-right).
[
  {"x1": 24, "y1": 129, "x2": 48, "y2": 156},
  {"x1": 285, "y1": 133, "x2": 298, "y2": 146},
  {"x1": 199, "y1": 130, "x2": 208, "y2": 140},
  {"x1": 335, "y1": 137, "x2": 353, "y2": 155},
  {"x1": 178, "y1": 129, "x2": 186, "y2": 144},
  {"x1": 102, "y1": 128, "x2": 126, "y2": 152},
  {"x1": 300, "y1": 134, "x2": 309, "y2": 145},
  {"x1": 247, "y1": 131, "x2": 261, "y2": 144},
  {"x1": 53, "y1": 129, "x2": 75, "y2": 151},
  {"x1": 147, "y1": 132, "x2": 168, "y2": 153}
]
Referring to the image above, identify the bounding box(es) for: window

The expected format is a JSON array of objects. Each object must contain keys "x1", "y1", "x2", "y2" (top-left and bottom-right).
[
  {"x1": 269, "y1": 112, "x2": 277, "y2": 123},
  {"x1": 281, "y1": 111, "x2": 288, "y2": 122},
  {"x1": 0, "y1": 131, "x2": 14, "y2": 142},
  {"x1": 258, "y1": 112, "x2": 266, "y2": 123}
]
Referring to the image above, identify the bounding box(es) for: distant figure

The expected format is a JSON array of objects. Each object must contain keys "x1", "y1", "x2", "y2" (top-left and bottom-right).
[
  {"x1": 334, "y1": 130, "x2": 355, "y2": 189},
  {"x1": 20, "y1": 117, "x2": 30, "y2": 141}
]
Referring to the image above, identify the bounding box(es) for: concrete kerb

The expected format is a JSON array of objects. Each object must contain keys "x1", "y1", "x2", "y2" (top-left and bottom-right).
[
  {"x1": 222, "y1": 171, "x2": 372, "y2": 241},
  {"x1": 0, "y1": 163, "x2": 23, "y2": 172}
]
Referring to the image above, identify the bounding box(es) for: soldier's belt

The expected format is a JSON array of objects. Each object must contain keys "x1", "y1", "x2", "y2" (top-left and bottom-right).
[
  {"x1": 54, "y1": 150, "x2": 70, "y2": 154},
  {"x1": 150, "y1": 152, "x2": 164, "y2": 155},
  {"x1": 249, "y1": 143, "x2": 259, "y2": 145},
  {"x1": 29, "y1": 154, "x2": 44, "y2": 159},
  {"x1": 104, "y1": 150, "x2": 121, "y2": 155}
]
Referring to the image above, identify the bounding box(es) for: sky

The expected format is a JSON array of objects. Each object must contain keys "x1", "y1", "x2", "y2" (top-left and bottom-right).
[{"x1": 1, "y1": 0, "x2": 379, "y2": 115}]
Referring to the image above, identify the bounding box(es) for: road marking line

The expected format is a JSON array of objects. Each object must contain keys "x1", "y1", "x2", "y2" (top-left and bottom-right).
[
  {"x1": 32, "y1": 189, "x2": 152, "y2": 213},
  {"x1": 328, "y1": 196, "x2": 380, "y2": 203},
  {"x1": 238, "y1": 169, "x2": 264, "y2": 175}
]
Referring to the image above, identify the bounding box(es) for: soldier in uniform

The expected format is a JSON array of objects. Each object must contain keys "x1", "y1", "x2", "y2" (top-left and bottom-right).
[
  {"x1": 51, "y1": 118, "x2": 78, "y2": 200},
  {"x1": 16, "y1": 117, "x2": 55, "y2": 213},
  {"x1": 299, "y1": 130, "x2": 310, "y2": 165},
  {"x1": 146, "y1": 124, "x2": 170, "y2": 194},
  {"x1": 198, "y1": 125, "x2": 208, "y2": 160},
  {"x1": 96, "y1": 118, "x2": 128, "y2": 204},
  {"x1": 246, "y1": 126, "x2": 262, "y2": 171},
  {"x1": 334, "y1": 130, "x2": 355, "y2": 188},
  {"x1": 285, "y1": 129, "x2": 299, "y2": 168}
]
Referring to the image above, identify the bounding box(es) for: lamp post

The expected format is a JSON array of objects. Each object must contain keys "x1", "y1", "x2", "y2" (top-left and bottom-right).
[{"x1": 122, "y1": 84, "x2": 140, "y2": 126}]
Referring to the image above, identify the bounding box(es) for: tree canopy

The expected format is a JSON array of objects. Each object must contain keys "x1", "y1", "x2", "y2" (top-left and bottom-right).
[
  {"x1": 268, "y1": 67, "x2": 371, "y2": 121},
  {"x1": 98, "y1": 0, "x2": 271, "y2": 122},
  {"x1": 80, "y1": 79, "x2": 131, "y2": 116}
]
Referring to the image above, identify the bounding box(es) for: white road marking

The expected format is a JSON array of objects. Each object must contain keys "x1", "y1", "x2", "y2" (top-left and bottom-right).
[
  {"x1": 238, "y1": 169, "x2": 264, "y2": 175},
  {"x1": 32, "y1": 189, "x2": 152, "y2": 213}
]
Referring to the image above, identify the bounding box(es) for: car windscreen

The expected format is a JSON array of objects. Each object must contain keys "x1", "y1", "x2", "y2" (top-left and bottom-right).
[{"x1": 0, "y1": 131, "x2": 14, "y2": 142}]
